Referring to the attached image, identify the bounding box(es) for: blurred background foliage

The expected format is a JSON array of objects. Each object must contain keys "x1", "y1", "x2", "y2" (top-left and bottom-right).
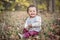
[{"x1": 0, "y1": 0, "x2": 60, "y2": 13}]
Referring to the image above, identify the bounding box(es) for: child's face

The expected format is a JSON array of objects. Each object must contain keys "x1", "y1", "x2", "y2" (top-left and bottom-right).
[{"x1": 28, "y1": 7, "x2": 37, "y2": 18}]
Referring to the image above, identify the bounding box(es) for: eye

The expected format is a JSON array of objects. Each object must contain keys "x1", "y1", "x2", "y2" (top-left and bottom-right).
[
  {"x1": 30, "y1": 11, "x2": 32, "y2": 12},
  {"x1": 33, "y1": 10, "x2": 35, "y2": 12}
]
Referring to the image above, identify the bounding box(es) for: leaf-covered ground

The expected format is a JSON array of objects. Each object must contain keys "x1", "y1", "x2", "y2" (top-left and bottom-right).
[{"x1": 0, "y1": 11, "x2": 60, "y2": 40}]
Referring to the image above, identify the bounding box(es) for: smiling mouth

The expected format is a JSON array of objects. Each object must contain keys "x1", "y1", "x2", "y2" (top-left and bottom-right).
[{"x1": 31, "y1": 14, "x2": 35, "y2": 15}]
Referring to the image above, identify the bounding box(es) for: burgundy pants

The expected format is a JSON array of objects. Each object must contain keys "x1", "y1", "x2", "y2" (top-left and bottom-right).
[{"x1": 23, "y1": 28, "x2": 39, "y2": 38}]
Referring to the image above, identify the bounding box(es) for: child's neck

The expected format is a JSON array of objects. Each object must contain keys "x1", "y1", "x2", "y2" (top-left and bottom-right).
[{"x1": 30, "y1": 16, "x2": 36, "y2": 18}]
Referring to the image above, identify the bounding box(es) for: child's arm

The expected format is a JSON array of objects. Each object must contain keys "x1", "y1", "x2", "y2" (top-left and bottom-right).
[
  {"x1": 24, "y1": 19, "x2": 31, "y2": 30},
  {"x1": 24, "y1": 21, "x2": 28, "y2": 29},
  {"x1": 24, "y1": 22, "x2": 32, "y2": 30}
]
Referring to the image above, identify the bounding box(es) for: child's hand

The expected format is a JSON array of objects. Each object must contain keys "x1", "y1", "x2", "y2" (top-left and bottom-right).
[{"x1": 28, "y1": 24, "x2": 32, "y2": 28}]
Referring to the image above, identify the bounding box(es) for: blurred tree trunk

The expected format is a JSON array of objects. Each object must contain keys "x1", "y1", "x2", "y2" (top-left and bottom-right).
[
  {"x1": 32, "y1": 0, "x2": 37, "y2": 6},
  {"x1": 46, "y1": 0, "x2": 49, "y2": 12},
  {"x1": 52, "y1": 0, "x2": 55, "y2": 13},
  {"x1": 59, "y1": 7, "x2": 60, "y2": 13},
  {"x1": 49, "y1": 0, "x2": 53, "y2": 13},
  {"x1": 46, "y1": 0, "x2": 55, "y2": 13}
]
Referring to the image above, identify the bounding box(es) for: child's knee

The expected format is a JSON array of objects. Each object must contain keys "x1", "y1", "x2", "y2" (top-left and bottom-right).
[
  {"x1": 29, "y1": 31, "x2": 39, "y2": 36},
  {"x1": 23, "y1": 28, "x2": 28, "y2": 33}
]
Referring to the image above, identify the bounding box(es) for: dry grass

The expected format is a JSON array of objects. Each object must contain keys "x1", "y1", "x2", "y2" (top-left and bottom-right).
[{"x1": 0, "y1": 11, "x2": 60, "y2": 40}]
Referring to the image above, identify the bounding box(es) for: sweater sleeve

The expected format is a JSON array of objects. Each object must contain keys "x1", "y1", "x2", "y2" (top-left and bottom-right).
[
  {"x1": 24, "y1": 21, "x2": 28, "y2": 28},
  {"x1": 24, "y1": 18, "x2": 29, "y2": 29}
]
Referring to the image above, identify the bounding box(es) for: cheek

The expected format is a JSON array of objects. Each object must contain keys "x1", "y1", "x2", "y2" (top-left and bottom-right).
[
  {"x1": 33, "y1": 12, "x2": 37, "y2": 15},
  {"x1": 28, "y1": 12, "x2": 30, "y2": 14},
  {"x1": 28, "y1": 12, "x2": 31, "y2": 16},
  {"x1": 28, "y1": 12, "x2": 32, "y2": 15},
  {"x1": 35, "y1": 12, "x2": 37, "y2": 14}
]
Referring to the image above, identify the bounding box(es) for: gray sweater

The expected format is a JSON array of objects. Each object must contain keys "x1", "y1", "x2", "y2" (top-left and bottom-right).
[{"x1": 24, "y1": 15, "x2": 41, "y2": 32}]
